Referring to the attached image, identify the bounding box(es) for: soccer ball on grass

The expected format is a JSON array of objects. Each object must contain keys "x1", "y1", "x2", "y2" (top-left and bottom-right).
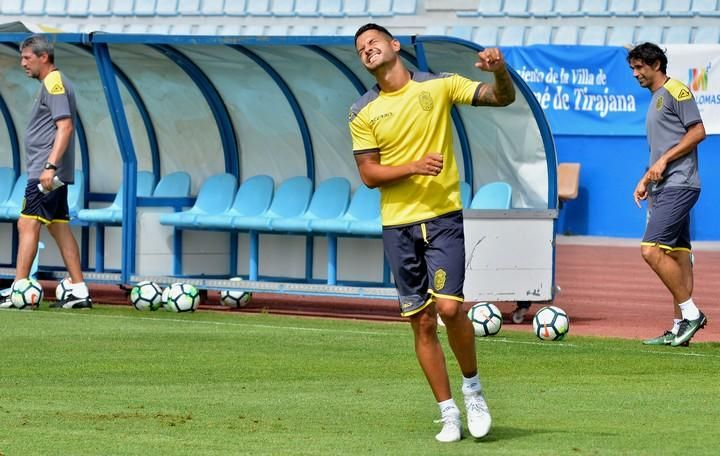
[
  {"x1": 219, "y1": 277, "x2": 252, "y2": 308},
  {"x1": 467, "y1": 302, "x2": 503, "y2": 337},
  {"x1": 55, "y1": 277, "x2": 73, "y2": 301},
  {"x1": 11, "y1": 278, "x2": 44, "y2": 309},
  {"x1": 165, "y1": 283, "x2": 200, "y2": 313},
  {"x1": 533, "y1": 305, "x2": 570, "y2": 341},
  {"x1": 130, "y1": 281, "x2": 163, "y2": 311}
]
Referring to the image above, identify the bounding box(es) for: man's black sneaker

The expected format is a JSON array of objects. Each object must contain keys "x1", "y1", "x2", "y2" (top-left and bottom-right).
[
  {"x1": 671, "y1": 312, "x2": 707, "y2": 347},
  {"x1": 50, "y1": 293, "x2": 92, "y2": 309}
]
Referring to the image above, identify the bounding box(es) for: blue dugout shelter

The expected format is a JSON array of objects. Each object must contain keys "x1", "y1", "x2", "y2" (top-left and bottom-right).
[{"x1": 0, "y1": 31, "x2": 557, "y2": 301}]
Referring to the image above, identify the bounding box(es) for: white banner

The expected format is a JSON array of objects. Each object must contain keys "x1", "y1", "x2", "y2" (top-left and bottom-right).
[{"x1": 666, "y1": 44, "x2": 720, "y2": 135}]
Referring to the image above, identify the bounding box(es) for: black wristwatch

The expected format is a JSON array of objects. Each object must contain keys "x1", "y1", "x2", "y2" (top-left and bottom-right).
[{"x1": 44, "y1": 162, "x2": 58, "y2": 170}]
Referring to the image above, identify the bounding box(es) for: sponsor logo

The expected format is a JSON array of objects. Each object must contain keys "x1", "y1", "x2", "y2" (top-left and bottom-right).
[
  {"x1": 370, "y1": 112, "x2": 393, "y2": 124},
  {"x1": 688, "y1": 65, "x2": 709, "y2": 92},
  {"x1": 418, "y1": 91, "x2": 433, "y2": 111},
  {"x1": 434, "y1": 269, "x2": 447, "y2": 290}
]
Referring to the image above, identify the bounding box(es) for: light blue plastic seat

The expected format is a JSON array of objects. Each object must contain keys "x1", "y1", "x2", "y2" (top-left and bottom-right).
[
  {"x1": 608, "y1": 0, "x2": 639, "y2": 16},
  {"x1": 156, "y1": 0, "x2": 180, "y2": 15},
  {"x1": 295, "y1": 0, "x2": 319, "y2": 16},
  {"x1": 310, "y1": 184, "x2": 380, "y2": 235},
  {"x1": 664, "y1": 26, "x2": 691, "y2": 44},
  {"x1": 470, "y1": 182, "x2": 512, "y2": 209},
  {"x1": 368, "y1": 0, "x2": 393, "y2": 16},
  {"x1": 271, "y1": 177, "x2": 351, "y2": 233},
  {"x1": 0, "y1": 174, "x2": 28, "y2": 220},
  {"x1": 665, "y1": 0, "x2": 693, "y2": 16},
  {"x1": 46, "y1": 1, "x2": 69, "y2": 15},
  {"x1": 635, "y1": 25, "x2": 662, "y2": 43},
  {"x1": 423, "y1": 25, "x2": 448, "y2": 36},
  {"x1": 134, "y1": 0, "x2": 156, "y2": 15},
  {"x1": 554, "y1": 25, "x2": 579, "y2": 44},
  {"x1": 78, "y1": 171, "x2": 155, "y2": 225},
  {"x1": 584, "y1": 0, "x2": 611, "y2": 16},
  {"x1": 449, "y1": 26, "x2": 474, "y2": 40},
  {"x1": 319, "y1": 0, "x2": 344, "y2": 16},
  {"x1": 197, "y1": 175, "x2": 274, "y2": 229},
  {"x1": 273, "y1": 0, "x2": 296, "y2": 16},
  {"x1": 694, "y1": 26, "x2": 720, "y2": 43},
  {"x1": 231, "y1": 176, "x2": 313, "y2": 231},
  {"x1": 177, "y1": 0, "x2": 201, "y2": 15},
  {"x1": 159, "y1": 173, "x2": 237, "y2": 228},
  {"x1": 67, "y1": 169, "x2": 85, "y2": 220},
  {"x1": 246, "y1": 0, "x2": 272, "y2": 15},
  {"x1": 460, "y1": 182, "x2": 472, "y2": 208},
  {"x1": 606, "y1": 25, "x2": 635, "y2": 46},
  {"x1": 637, "y1": 0, "x2": 664, "y2": 16},
  {"x1": 473, "y1": 25, "x2": 498, "y2": 46},
  {"x1": 529, "y1": 0, "x2": 556, "y2": 18},
  {"x1": 23, "y1": 0, "x2": 45, "y2": 15},
  {"x1": 580, "y1": 25, "x2": 607, "y2": 45},
  {"x1": 152, "y1": 171, "x2": 192, "y2": 198},
  {"x1": 345, "y1": 0, "x2": 368, "y2": 16},
  {"x1": 393, "y1": 0, "x2": 416, "y2": 14},
  {"x1": 457, "y1": 0, "x2": 502, "y2": 17},
  {"x1": 67, "y1": 0, "x2": 90, "y2": 15},
  {"x1": 694, "y1": 0, "x2": 720, "y2": 16},
  {"x1": 0, "y1": 167, "x2": 16, "y2": 204},
  {"x1": 0, "y1": 0, "x2": 22, "y2": 14},
  {"x1": 555, "y1": 0, "x2": 583, "y2": 16},
  {"x1": 225, "y1": 0, "x2": 247, "y2": 15},
  {"x1": 88, "y1": 0, "x2": 112, "y2": 15},
  {"x1": 112, "y1": 0, "x2": 134, "y2": 15},
  {"x1": 499, "y1": 25, "x2": 526, "y2": 46},
  {"x1": 526, "y1": 25, "x2": 552, "y2": 45},
  {"x1": 505, "y1": 0, "x2": 529, "y2": 16},
  {"x1": 201, "y1": 0, "x2": 224, "y2": 14}
]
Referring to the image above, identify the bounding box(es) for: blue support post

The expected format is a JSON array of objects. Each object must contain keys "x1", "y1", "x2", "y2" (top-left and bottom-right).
[
  {"x1": 249, "y1": 230, "x2": 259, "y2": 281},
  {"x1": 327, "y1": 235, "x2": 337, "y2": 285}
]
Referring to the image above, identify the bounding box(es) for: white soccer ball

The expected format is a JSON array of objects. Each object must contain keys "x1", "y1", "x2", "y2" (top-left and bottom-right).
[
  {"x1": 219, "y1": 277, "x2": 252, "y2": 308},
  {"x1": 11, "y1": 278, "x2": 44, "y2": 309},
  {"x1": 533, "y1": 305, "x2": 570, "y2": 341},
  {"x1": 467, "y1": 302, "x2": 503, "y2": 337},
  {"x1": 55, "y1": 277, "x2": 73, "y2": 301},
  {"x1": 130, "y1": 281, "x2": 163, "y2": 311},
  {"x1": 161, "y1": 286, "x2": 170, "y2": 307},
  {"x1": 165, "y1": 283, "x2": 200, "y2": 313}
]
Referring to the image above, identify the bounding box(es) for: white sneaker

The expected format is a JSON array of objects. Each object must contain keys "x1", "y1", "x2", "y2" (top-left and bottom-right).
[
  {"x1": 434, "y1": 408, "x2": 462, "y2": 443},
  {"x1": 464, "y1": 391, "x2": 492, "y2": 439},
  {"x1": 0, "y1": 297, "x2": 14, "y2": 309}
]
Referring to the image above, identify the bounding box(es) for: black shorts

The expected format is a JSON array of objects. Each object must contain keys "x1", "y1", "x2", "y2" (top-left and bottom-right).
[
  {"x1": 382, "y1": 211, "x2": 465, "y2": 317},
  {"x1": 20, "y1": 178, "x2": 70, "y2": 225},
  {"x1": 642, "y1": 187, "x2": 699, "y2": 252}
]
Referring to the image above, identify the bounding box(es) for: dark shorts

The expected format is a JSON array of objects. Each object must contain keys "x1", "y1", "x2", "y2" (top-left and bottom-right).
[
  {"x1": 21, "y1": 178, "x2": 70, "y2": 225},
  {"x1": 642, "y1": 187, "x2": 699, "y2": 252},
  {"x1": 382, "y1": 211, "x2": 465, "y2": 317}
]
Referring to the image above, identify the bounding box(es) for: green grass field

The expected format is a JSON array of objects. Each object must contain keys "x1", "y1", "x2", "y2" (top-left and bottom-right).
[{"x1": 1, "y1": 305, "x2": 718, "y2": 455}]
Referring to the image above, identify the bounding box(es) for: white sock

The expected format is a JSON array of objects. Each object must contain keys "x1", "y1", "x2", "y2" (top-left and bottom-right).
[
  {"x1": 71, "y1": 281, "x2": 89, "y2": 298},
  {"x1": 438, "y1": 398, "x2": 460, "y2": 416},
  {"x1": 671, "y1": 319, "x2": 682, "y2": 335},
  {"x1": 679, "y1": 298, "x2": 700, "y2": 320},
  {"x1": 462, "y1": 374, "x2": 481, "y2": 396}
]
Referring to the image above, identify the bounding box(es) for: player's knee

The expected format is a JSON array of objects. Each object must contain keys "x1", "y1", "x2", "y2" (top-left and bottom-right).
[
  {"x1": 436, "y1": 299, "x2": 462, "y2": 322},
  {"x1": 641, "y1": 244, "x2": 662, "y2": 264}
]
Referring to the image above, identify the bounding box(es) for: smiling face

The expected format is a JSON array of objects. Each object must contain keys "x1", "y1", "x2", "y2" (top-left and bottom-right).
[
  {"x1": 355, "y1": 29, "x2": 400, "y2": 73},
  {"x1": 629, "y1": 58, "x2": 662, "y2": 90}
]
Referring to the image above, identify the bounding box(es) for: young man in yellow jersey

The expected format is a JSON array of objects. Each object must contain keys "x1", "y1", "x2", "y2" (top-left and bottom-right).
[{"x1": 349, "y1": 24, "x2": 515, "y2": 442}]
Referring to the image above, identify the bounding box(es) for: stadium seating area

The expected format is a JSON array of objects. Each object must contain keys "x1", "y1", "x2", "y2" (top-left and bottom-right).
[{"x1": 0, "y1": 0, "x2": 717, "y2": 44}]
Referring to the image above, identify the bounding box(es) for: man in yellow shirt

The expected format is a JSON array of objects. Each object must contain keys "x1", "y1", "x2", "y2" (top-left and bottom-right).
[{"x1": 350, "y1": 24, "x2": 515, "y2": 442}]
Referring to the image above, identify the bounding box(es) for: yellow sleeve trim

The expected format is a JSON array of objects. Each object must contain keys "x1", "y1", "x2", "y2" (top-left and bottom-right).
[
  {"x1": 664, "y1": 79, "x2": 692, "y2": 102},
  {"x1": 43, "y1": 71, "x2": 65, "y2": 95}
]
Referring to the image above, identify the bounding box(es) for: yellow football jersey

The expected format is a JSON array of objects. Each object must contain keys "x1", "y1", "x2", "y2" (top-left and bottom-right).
[{"x1": 349, "y1": 72, "x2": 481, "y2": 226}]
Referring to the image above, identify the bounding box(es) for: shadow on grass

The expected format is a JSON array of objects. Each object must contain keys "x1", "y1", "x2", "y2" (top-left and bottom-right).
[{"x1": 474, "y1": 426, "x2": 618, "y2": 443}]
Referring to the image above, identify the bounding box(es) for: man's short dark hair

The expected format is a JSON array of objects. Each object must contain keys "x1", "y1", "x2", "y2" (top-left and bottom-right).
[
  {"x1": 627, "y1": 42, "x2": 667, "y2": 74},
  {"x1": 354, "y1": 23, "x2": 394, "y2": 45},
  {"x1": 20, "y1": 34, "x2": 55, "y2": 64}
]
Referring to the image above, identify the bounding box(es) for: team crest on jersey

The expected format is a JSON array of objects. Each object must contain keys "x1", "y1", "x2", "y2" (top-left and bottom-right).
[
  {"x1": 434, "y1": 269, "x2": 447, "y2": 290},
  {"x1": 418, "y1": 91, "x2": 434, "y2": 111},
  {"x1": 655, "y1": 96, "x2": 664, "y2": 111}
]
